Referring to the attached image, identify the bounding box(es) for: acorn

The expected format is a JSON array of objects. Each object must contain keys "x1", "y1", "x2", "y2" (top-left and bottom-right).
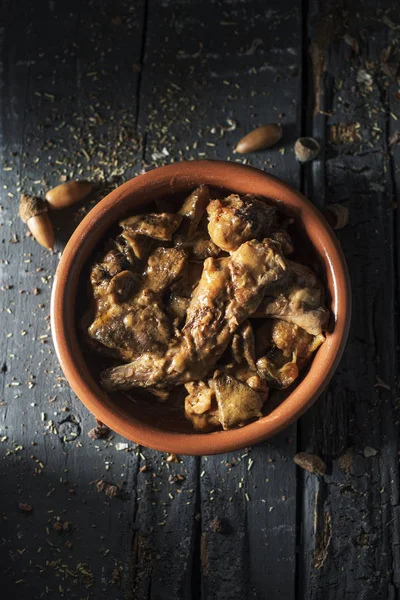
[
  {"x1": 45, "y1": 180, "x2": 92, "y2": 210},
  {"x1": 235, "y1": 124, "x2": 282, "y2": 153},
  {"x1": 294, "y1": 137, "x2": 320, "y2": 162},
  {"x1": 19, "y1": 194, "x2": 55, "y2": 251}
]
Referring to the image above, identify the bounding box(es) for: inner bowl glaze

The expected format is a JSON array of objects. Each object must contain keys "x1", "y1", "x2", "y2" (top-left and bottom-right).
[{"x1": 51, "y1": 161, "x2": 351, "y2": 455}]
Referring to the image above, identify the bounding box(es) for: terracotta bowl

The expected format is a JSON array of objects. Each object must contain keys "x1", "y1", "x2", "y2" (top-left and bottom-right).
[{"x1": 51, "y1": 161, "x2": 351, "y2": 455}]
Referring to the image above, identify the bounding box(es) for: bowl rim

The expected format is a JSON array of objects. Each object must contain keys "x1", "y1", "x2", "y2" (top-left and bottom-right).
[{"x1": 51, "y1": 160, "x2": 351, "y2": 455}]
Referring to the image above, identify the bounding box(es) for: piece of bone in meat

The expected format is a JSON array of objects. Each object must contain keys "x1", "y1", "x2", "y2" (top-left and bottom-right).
[
  {"x1": 206, "y1": 193, "x2": 278, "y2": 252},
  {"x1": 100, "y1": 238, "x2": 287, "y2": 391}
]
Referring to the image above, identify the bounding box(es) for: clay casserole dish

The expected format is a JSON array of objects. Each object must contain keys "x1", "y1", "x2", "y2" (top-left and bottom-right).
[{"x1": 51, "y1": 161, "x2": 351, "y2": 455}]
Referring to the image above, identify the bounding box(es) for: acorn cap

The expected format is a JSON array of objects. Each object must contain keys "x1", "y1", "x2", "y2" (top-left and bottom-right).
[
  {"x1": 19, "y1": 193, "x2": 48, "y2": 223},
  {"x1": 294, "y1": 137, "x2": 320, "y2": 163}
]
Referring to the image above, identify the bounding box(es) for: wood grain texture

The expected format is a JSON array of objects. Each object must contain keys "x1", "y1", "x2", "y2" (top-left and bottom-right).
[
  {"x1": 298, "y1": 1, "x2": 400, "y2": 599},
  {"x1": 135, "y1": 1, "x2": 302, "y2": 598},
  {"x1": 136, "y1": 1, "x2": 302, "y2": 598},
  {"x1": 1, "y1": 0, "x2": 400, "y2": 598},
  {"x1": 0, "y1": 1, "x2": 145, "y2": 598}
]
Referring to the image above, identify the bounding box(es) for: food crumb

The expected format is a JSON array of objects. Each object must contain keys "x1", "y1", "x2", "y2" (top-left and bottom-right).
[
  {"x1": 95, "y1": 479, "x2": 120, "y2": 498},
  {"x1": 294, "y1": 452, "x2": 326, "y2": 476},
  {"x1": 364, "y1": 446, "x2": 378, "y2": 458},
  {"x1": 166, "y1": 453, "x2": 179, "y2": 463}
]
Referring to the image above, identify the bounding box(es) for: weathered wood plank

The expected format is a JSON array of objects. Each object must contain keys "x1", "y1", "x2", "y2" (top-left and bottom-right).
[
  {"x1": 135, "y1": 2, "x2": 303, "y2": 598},
  {"x1": 298, "y1": 1, "x2": 400, "y2": 598},
  {"x1": 0, "y1": 1, "x2": 145, "y2": 598}
]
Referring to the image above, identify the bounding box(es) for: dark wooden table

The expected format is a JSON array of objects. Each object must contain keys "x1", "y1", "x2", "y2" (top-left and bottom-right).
[{"x1": 1, "y1": 0, "x2": 399, "y2": 598}]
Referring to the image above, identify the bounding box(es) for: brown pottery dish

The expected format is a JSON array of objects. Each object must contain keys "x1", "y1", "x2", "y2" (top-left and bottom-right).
[{"x1": 51, "y1": 161, "x2": 351, "y2": 455}]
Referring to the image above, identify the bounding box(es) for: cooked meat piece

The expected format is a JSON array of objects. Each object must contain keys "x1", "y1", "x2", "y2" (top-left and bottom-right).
[
  {"x1": 253, "y1": 260, "x2": 329, "y2": 335},
  {"x1": 271, "y1": 230, "x2": 294, "y2": 255},
  {"x1": 100, "y1": 238, "x2": 287, "y2": 390},
  {"x1": 167, "y1": 295, "x2": 190, "y2": 327},
  {"x1": 206, "y1": 194, "x2": 277, "y2": 251},
  {"x1": 120, "y1": 212, "x2": 182, "y2": 241},
  {"x1": 257, "y1": 356, "x2": 299, "y2": 389},
  {"x1": 174, "y1": 231, "x2": 220, "y2": 260},
  {"x1": 211, "y1": 373, "x2": 264, "y2": 430},
  {"x1": 89, "y1": 288, "x2": 172, "y2": 360},
  {"x1": 178, "y1": 185, "x2": 210, "y2": 237},
  {"x1": 173, "y1": 186, "x2": 220, "y2": 260},
  {"x1": 90, "y1": 249, "x2": 126, "y2": 298},
  {"x1": 184, "y1": 381, "x2": 220, "y2": 432},
  {"x1": 271, "y1": 320, "x2": 321, "y2": 366},
  {"x1": 119, "y1": 231, "x2": 157, "y2": 261},
  {"x1": 113, "y1": 234, "x2": 141, "y2": 266},
  {"x1": 231, "y1": 321, "x2": 256, "y2": 370},
  {"x1": 256, "y1": 321, "x2": 325, "y2": 389},
  {"x1": 222, "y1": 362, "x2": 269, "y2": 397},
  {"x1": 107, "y1": 270, "x2": 140, "y2": 304},
  {"x1": 88, "y1": 243, "x2": 188, "y2": 361},
  {"x1": 143, "y1": 247, "x2": 187, "y2": 294}
]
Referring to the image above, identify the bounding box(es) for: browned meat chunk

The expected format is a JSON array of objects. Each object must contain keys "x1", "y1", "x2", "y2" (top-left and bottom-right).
[
  {"x1": 88, "y1": 241, "x2": 189, "y2": 361},
  {"x1": 206, "y1": 194, "x2": 277, "y2": 252},
  {"x1": 100, "y1": 238, "x2": 287, "y2": 390},
  {"x1": 211, "y1": 373, "x2": 264, "y2": 430},
  {"x1": 256, "y1": 320, "x2": 325, "y2": 389},
  {"x1": 90, "y1": 249, "x2": 125, "y2": 299},
  {"x1": 174, "y1": 231, "x2": 220, "y2": 260},
  {"x1": 257, "y1": 356, "x2": 299, "y2": 389},
  {"x1": 166, "y1": 295, "x2": 190, "y2": 327},
  {"x1": 184, "y1": 381, "x2": 220, "y2": 432},
  {"x1": 184, "y1": 372, "x2": 267, "y2": 431},
  {"x1": 88, "y1": 289, "x2": 172, "y2": 361},
  {"x1": 120, "y1": 212, "x2": 182, "y2": 241},
  {"x1": 107, "y1": 270, "x2": 140, "y2": 304},
  {"x1": 271, "y1": 230, "x2": 294, "y2": 255},
  {"x1": 143, "y1": 247, "x2": 187, "y2": 294},
  {"x1": 253, "y1": 260, "x2": 329, "y2": 335},
  {"x1": 118, "y1": 231, "x2": 157, "y2": 261},
  {"x1": 178, "y1": 185, "x2": 210, "y2": 237}
]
